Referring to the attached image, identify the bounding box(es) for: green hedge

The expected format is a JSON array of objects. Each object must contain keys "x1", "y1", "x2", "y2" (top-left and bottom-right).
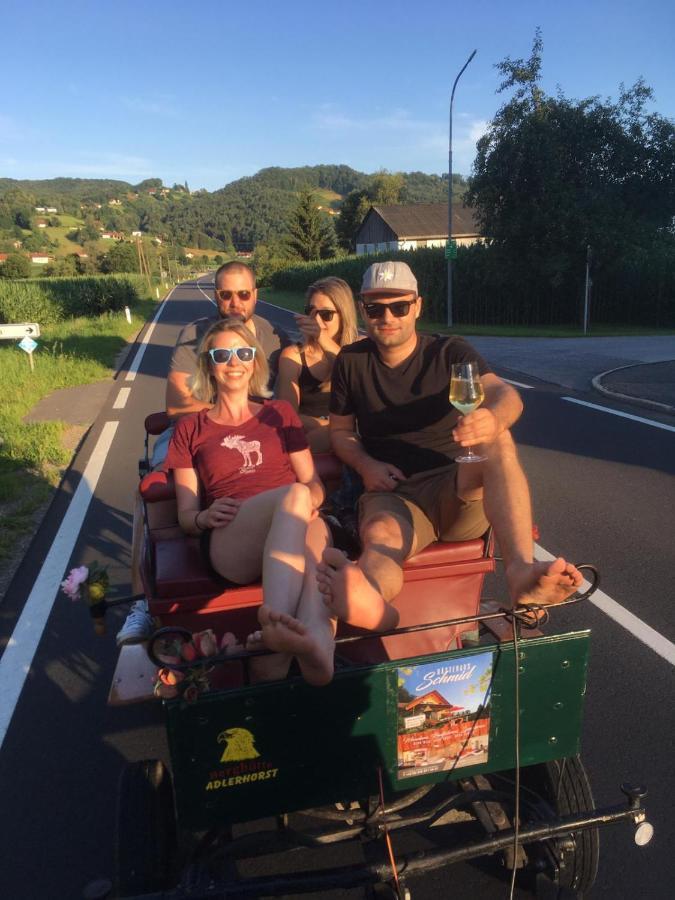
[
  {"x1": 269, "y1": 242, "x2": 675, "y2": 327},
  {"x1": 0, "y1": 275, "x2": 145, "y2": 325}
]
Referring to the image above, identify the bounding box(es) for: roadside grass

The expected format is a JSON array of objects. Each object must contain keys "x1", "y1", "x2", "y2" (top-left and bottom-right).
[
  {"x1": 260, "y1": 288, "x2": 675, "y2": 337},
  {"x1": 0, "y1": 296, "x2": 156, "y2": 578}
]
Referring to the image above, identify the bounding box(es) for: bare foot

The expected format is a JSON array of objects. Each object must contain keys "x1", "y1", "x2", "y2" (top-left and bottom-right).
[
  {"x1": 257, "y1": 605, "x2": 334, "y2": 686},
  {"x1": 245, "y1": 626, "x2": 290, "y2": 683},
  {"x1": 316, "y1": 548, "x2": 398, "y2": 631},
  {"x1": 507, "y1": 557, "x2": 583, "y2": 609}
]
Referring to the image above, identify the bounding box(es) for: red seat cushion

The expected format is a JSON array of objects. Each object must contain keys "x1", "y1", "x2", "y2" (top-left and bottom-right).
[{"x1": 140, "y1": 469, "x2": 175, "y2": 503}]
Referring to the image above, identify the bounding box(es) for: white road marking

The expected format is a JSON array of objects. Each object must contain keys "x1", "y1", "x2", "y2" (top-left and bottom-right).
[
  {"x1": 0, "y1": 421, "x2": 119, "y2": 751},
  {"x1": 562, "y1": 397, "x2": 675, "y2": 433},
  {"x1": 534, "y1": 543, "x2": 675, "y2": 666},
  {"x1": 503, "y1": 378, "x2": 534, "y2": 390},
  {"x1": 112, "y1": 387, "x2": 130, "y2": 409},
  {"x1": 125, "y1": 289, "x2": 174, "y2": 382},
  {"x1": 195, "y1": 281, "x2": 216, "y2": 306}
]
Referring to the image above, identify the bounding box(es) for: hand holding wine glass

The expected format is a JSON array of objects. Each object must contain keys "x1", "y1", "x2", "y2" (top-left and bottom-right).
[{"x1": 449, "y1": 362, "x2": 487, "y2": 463}]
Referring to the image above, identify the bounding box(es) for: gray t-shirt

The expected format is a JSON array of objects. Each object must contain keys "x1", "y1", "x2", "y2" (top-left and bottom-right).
[{"x1": 170, "y1": 313, "x2": 288, "y2": 388}]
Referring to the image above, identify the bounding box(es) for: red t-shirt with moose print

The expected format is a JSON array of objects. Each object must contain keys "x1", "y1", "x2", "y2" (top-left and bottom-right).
[{"x1": 165, "y1": 400, "x2": 308, "y2": 506}]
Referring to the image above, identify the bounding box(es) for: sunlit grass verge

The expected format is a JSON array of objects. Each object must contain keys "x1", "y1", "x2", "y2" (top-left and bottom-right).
[{"x1": 0, "y1": 296, "x2": 156, "y2": 574}]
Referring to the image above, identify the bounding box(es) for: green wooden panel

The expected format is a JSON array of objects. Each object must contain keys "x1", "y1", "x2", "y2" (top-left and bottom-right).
[{"x1": 166, "y1": 631, "x2": 590, "y2": 831}]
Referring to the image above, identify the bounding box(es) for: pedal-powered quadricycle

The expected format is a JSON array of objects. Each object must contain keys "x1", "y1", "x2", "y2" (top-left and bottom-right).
[{"x1": 86, "y1": 414, "x2": 652, "y2": 900}]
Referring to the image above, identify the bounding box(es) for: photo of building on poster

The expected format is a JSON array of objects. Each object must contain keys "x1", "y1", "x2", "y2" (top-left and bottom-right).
[{"x1": 397, "y1": 651, "x2": 494, "y2": 779}]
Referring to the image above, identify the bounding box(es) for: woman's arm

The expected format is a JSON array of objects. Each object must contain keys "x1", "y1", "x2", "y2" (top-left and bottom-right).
[
  {"x1": 174, "y1": 467, "x2": 240, "y2": 534},
  {"x1": 289, "y1": 447, "x2": 325, "y2": 511},
  {"x1": 174, "y1": 467, "x2": 204, "y2": 534},
  {"x1": 276, "y1": 346, "x2": 302, "y2": 411}
]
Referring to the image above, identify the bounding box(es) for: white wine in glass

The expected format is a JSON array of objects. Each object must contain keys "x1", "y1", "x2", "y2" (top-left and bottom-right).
[{"x1": 449, "y1": 362, "x2": 487, "y2": 463}]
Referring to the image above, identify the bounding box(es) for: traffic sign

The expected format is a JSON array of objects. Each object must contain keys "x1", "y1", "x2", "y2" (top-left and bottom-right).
[
  {"x1": 445, "y1": 240, "x2": 458, "y2": 260},
  {"x1": 0, "y1": 322, "x2": 40, "y2": 339},
  {"x1": 19, "y1": 336, "x2": 38, "y2": 354}
]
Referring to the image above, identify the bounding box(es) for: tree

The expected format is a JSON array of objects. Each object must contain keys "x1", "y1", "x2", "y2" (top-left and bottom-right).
[
  {"x1": 285, "y1": 192, "x2": 339, "y2": 261},
  {"x1": 0, "y1": 253, "x2": 31, "y2": 278},
  {"x1": 336, "y1": 190, "x2": 372, "y2": 251},
  {"x1": 467, "y1": 30, "x2": 675, "y2": 320},
  {"x1": 101, "y1": 241, "x2": 139, "y2": 273},
  {"x1": 335, "y1": 171, "x2": 404, "y2": 251}
]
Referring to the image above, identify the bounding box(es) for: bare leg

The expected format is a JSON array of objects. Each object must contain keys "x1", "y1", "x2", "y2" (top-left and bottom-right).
[
  {"x1": 258, "y1": 517, "x2": 336, "y2": 685},
  {"x1": 209, "y1": 483, "x2": 311, "y2": 588},
  {"x1": 317, "y1": 513, "x2": 410, "y2": 630},
  {"x1": 457, "y1": 430, "x2": 582, "y2": 607},
  {"x1": 210, "y1": 483, "x2": 313, "y2": 682}
]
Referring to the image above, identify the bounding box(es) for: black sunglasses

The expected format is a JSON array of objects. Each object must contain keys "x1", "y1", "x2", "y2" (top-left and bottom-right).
[
  {"x1": 304, "y1": 306, "x2": 337, "y2": 322},
  {"x1": 215, "y1": 289, "x2": 253, "y2": 302},
  {"x1": 361, "y1": 299, "x2": 415, "y2": 320},
  {"x1": 207, "y1": 346, "x2": 256, "y2": 364}
]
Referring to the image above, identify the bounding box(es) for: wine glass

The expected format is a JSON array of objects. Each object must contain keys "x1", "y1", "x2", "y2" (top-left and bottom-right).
[{"x1": 449, "y1": 362, "x2": 486, "y2": 463}]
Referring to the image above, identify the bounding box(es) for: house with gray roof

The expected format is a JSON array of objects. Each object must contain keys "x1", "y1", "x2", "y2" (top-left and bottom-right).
[{"x1": 355, "y1": 202, "x2": 483, "y2": 256}]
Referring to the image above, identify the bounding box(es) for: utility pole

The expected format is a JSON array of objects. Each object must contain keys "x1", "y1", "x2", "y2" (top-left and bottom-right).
[
  {"x1": 583, "y1": 245, "x2": 592, "y2": 334},
  {"x1": 447, "y1": 49, "x2": 477, "y2": 329}
]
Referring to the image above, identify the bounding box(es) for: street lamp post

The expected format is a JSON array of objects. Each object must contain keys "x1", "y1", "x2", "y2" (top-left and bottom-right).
[{"x1": 447, "y1": 49, "x2": 477, "y2": 329}]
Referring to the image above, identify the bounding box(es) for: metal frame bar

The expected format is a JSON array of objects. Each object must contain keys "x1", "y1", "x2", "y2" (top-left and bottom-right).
[{"x1": 124, "y1": 796, "x2": 645, "y2": 899}]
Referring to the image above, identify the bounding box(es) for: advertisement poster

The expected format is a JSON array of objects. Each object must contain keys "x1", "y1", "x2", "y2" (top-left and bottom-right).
[{"x1": 396, "y1": 651, "x2": 494, "y2": 779}]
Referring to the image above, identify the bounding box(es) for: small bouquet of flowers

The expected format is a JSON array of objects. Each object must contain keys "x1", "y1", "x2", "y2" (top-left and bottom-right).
[
  {"x1": 154, "y1": 628, "x2": 232, "y2": 702},
  {"x1": 61, "y1": 562, "x2": 110, "y2": 635}
]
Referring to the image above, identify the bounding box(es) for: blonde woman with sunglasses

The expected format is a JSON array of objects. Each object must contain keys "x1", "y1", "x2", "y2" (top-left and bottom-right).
[
  {"x1": 164, "y1": 318, "x2": 336, "y2": 685},
  {"x1": 277, "y1": 277, "x2": 358, "y2": 452}
]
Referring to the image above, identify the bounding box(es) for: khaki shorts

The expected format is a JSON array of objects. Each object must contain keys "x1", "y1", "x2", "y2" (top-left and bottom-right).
[{"x1": 358, "y1": 463, "x2": 489, "y2": 558}]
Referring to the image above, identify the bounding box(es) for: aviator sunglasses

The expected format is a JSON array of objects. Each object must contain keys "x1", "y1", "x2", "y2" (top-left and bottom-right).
[
  {"x1": 215, "y1": 289, "x2": 253, "y2": 302},
  {"x1": 361, "y1": 299, "x2": 415, "y2": 320},
  {"x1": 207, "y1": 346, "x2": 256, "y2": 364},
  {"x1": 304, "y1": 305, "x2": 337, "y2": 322}
]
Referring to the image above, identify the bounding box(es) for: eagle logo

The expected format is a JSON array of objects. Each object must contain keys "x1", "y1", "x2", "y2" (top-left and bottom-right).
[{"x1": 217, "y1": 727, "x2": 260, "y2": 762}]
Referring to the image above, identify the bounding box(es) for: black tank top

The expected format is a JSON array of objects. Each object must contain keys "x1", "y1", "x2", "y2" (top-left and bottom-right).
[{"x1": 298, "y1": 348, "x2": 331, "y2": 417}]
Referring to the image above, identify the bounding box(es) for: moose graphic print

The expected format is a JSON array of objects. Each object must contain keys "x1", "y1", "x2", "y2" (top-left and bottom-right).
[{"x1": 221, "y1": 434, "x2": 263, "y2": 472}]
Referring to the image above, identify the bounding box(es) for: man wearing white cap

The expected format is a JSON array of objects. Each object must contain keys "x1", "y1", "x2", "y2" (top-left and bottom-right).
[{"x1": 317, "y1": 261, "x2": 582, "y2": 629}]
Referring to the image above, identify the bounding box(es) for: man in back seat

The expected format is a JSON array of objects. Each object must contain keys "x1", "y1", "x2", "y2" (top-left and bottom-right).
[
  {"x1": 316, "y1": 261, "x2": 582, "y2": 631},
  {"x1": 151, "y1": 261, "x2": 289, "y2": 465},
  {"x1": 118, "y1": 261, "x2": 289, "y2": 646}
]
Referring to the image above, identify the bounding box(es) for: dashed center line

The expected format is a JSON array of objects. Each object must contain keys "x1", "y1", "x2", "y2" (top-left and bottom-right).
[{"x1": 112, "y1": 387, "x2": 130, "y2": 409}]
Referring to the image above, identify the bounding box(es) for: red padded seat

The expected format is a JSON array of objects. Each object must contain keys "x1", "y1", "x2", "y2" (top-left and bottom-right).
[{"x1": 141, "y1": 444, "x2": 495, "y2": 663}]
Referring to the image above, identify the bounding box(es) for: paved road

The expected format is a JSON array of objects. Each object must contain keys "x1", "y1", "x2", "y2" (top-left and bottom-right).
[{"x1": 0, "y1": 278, "x2": 672, "y2": 898}]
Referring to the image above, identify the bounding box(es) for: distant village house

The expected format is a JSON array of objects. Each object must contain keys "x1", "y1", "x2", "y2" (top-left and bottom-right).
[
  {"x1": 30, "y1": 253, "x2": 54, "y2": 264},
  {"x1": 355, "y1": 203, "x2": 483, "y2": 256}
]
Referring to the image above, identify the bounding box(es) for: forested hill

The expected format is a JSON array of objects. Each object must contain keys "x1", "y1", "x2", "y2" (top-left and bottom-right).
[{"x1": 0, "y1": 165, "x2": 460, "y2": 251}]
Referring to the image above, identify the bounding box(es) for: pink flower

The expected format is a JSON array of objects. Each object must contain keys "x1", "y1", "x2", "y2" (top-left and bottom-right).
[
  {"x1": 194, "y1": 629, "x2": 218, "y2": 658},
  {"x1": 61, "y1": 566, "x2": 89, "y2": 601},
  {"x1": 180, "y1": 642, "x2": 198, "y2": 662}
]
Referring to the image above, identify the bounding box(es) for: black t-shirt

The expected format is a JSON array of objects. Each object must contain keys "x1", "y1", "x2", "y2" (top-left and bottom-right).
[{"x1": 330, "y1": 334, "x2": 492, "y2": 477}]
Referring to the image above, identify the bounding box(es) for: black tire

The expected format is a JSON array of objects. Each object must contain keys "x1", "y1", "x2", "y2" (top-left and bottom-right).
[
  {"x1": 490, "y1": 755, "x2": 599, "y2": 897},
  {"x1": 115, "y1": 759, "x2": 177, "y2": 897}
]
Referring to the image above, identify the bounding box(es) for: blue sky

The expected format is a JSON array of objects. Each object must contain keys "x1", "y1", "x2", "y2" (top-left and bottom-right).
[{"x1": 1, "y1": 0, "x2": 673, "y2": 191}]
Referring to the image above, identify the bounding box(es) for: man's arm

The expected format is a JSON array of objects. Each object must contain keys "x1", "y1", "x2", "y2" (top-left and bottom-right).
[
  {"x1": 330, "y1": 413, "x2": 405, "y2": 491},
  {"x1": 452, "y1": 373, "x2": 523, "y2": 448},
  {"x1": 165, "y1": 370, "x2": 211, "y2": 419}
]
